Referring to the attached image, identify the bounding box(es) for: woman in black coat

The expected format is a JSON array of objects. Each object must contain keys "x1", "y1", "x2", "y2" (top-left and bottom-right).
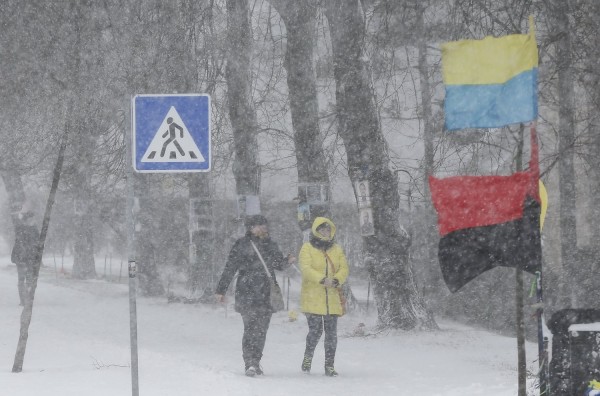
[{"x1": 215, "y1": 215, "x2": 295, "y2": 377}]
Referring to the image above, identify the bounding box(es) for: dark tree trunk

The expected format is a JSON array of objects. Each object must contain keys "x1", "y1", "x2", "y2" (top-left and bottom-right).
[
  {"x1": 69, "y1": 3, "x2": 97, "y2": 280},
  {"x1": 586, "y1": 1, "x2": 600, "y2": 246},
  {"x1": 136, "y1": 174, "x2": 166, "y2": 296},
  {"x1": 415, "y1": 2, "x2": 441, "y2": 300},
  {"x1": 71, "y1": 129, "x2": 97, "y2": 280},
  {"x1": 187, "y1": 174, "x2": 216, "y2": 295},
  {"x1": 1, "y1": 170, "x2": 27, "y2": 276},
  {"x1": 181, "y1": 1, "x2": 217, "y2": 296},
  {"x1": 226, "y1": 0, "x2": 261, "y2": 201},
  {"x1": 270, "y1": 0, "x2": 331, "y2": 226},
  {"x1": 1, "y1": 170, "x2": 26, "y2": 214},
  {"x1": 589, "y1": 113, "x2": 600, "y2": 246},
  {"x1": 277, "y1": 1, "x2": 329, "y2": 184},
  {"x1": 72, "y1": 212, "x2": 97, "y2": 279},
  {"x1": 549, "y1": 0, "x2": 578, "y2": 304},
  {"x1": 324, "y1": 0, "x2": 436, "y2": 329},
  {"x1": 13, "y1": 129, "x2": 67, "y2": 373}
]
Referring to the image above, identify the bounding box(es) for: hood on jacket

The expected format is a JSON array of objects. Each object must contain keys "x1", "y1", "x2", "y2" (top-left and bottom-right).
[{"x1": 311, "y1": 217, "x2": 336, "y2": 242}]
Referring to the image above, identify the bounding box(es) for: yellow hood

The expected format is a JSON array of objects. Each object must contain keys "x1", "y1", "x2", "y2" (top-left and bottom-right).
[{"x1": 311, "y1": 217, "x2": 336, "y2": 241}]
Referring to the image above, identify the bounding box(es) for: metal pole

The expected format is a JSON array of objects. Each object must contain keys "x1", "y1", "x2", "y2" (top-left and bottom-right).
[
  {"x1": 516, "y1": 269, "x2": 527, "y2": 396},
  {"x1": 529, "y1": 123, "x2": 549, "y2": 394},
  {"x1": 366, "y1": 280, "x2": 371, "y2": 313},
  {"x1": 286, "y1": 277, "x2": 290, "y2": 311},
  {"x1": 128, "y1": 261, "x2": 139, "y2": 396},
  {"x1": 126, "y1": 99, "x2": 139, "y2": 396},
  {"x1": 536, "y1": 271, "x2": 549, "y2": 395},
  {"x1": 515, "y1": 123, "x2": 527, "y2": 396}
]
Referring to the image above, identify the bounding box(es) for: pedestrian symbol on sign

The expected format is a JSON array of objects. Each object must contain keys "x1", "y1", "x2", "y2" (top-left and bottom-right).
[
  {"x1": 141, "y1": 106, "x2": 206, "y2": 163},
  {"x1": 160, "y1": 117, "x2": 184, "y2": 158}
]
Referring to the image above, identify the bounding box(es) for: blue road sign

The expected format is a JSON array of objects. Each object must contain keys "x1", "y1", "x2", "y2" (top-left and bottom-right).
[{"x1": 133, "y1": 94, "x2": 210, "y2": 172}]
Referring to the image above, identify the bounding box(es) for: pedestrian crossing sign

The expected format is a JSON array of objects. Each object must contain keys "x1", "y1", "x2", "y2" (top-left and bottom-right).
[{"x1": 133, "y1": 94, "x2": 211, "y2": 172}]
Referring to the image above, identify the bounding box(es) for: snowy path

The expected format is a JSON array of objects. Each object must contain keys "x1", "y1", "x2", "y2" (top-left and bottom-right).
[{"x1": 1, "y1": 259, "x2": 540, "y2": 395}]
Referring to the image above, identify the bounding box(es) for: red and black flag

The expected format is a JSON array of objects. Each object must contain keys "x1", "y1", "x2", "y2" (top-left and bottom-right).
[{"x1": 429, "y1": 126, "x2": 542, "y2": 292}]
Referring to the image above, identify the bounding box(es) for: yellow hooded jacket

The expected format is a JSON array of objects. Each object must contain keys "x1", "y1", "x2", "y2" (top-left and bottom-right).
[{"x1": 299, "y1": 217, "x2": 349, "y2": 316}]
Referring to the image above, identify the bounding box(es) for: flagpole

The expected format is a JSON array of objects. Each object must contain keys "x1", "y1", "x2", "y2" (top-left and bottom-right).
[
  {"x1": 516, "y1": 268, "x2": 527, "y2": 396},
  {"x1": 516, "y1": 123, "x2": 527, "y2": 396},
  {"x1": 530, "y1": 122, "x2": 549, "y2": 394},
  {"x1": 535, "y1": 271, "x2": 549, "y2": 394}
]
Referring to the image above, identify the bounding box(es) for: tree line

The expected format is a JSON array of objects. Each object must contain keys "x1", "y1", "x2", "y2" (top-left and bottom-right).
[{"x1": 1, "y1": 0, "x2": 599, "y2": 330}]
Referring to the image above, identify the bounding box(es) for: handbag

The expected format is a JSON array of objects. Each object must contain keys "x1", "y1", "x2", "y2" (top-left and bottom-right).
[
  {"x1": 250, "y1": 241, "x2": 285, "y2": 312},
  {"x1": 324, "y1": 251, "x2": 347, "y2": 316}
]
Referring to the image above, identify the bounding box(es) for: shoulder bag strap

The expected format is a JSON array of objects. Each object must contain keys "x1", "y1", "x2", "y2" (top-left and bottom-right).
[
  {"x1": 250, "y1": 240, "x2": 275, "y2": 281},
  {"x1": 323, "y1": 250, "x2": 345, "y2": 306},
  {"x1": 323, "y1": 251, "x2": 335, "y2": 274}
]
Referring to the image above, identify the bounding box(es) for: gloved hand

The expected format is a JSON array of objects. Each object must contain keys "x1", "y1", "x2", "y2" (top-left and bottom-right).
[
  {"x1": 215, "y1": 294, "x2": 226, "y2": 303},
  {"x1": 320, "y1": 278, "x2": 335, "y2": 288},
  {"x1": 286, "y1": 253, "x2": 297, "y2": 265}
]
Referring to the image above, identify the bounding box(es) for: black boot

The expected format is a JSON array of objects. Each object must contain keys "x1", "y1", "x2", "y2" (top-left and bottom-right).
[
  {"x1": 301, "y1": 355, "x2": 312, "y2": 373},
  {"x1": 245, "y1": 366, "x2": 257, "y2": 377},
  {"x1": 255, "y1": 364, "x2": 263, "y2": 375},
  {"x1": 324, "y1": 366, "x2": 338, "y2": 377},
  {"x1": 324, "y1": 358, "x2": 337, "y2": 377}
]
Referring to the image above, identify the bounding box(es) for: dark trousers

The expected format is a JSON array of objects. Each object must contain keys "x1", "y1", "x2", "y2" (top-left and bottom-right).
[
  {"x1": 16, "y1": 262, "x2": 33, "y2": 305},
  {"x1": 240, "y1": 309, "x2": 272, "y2": 368},
  {"x1": 304, "y1": 313, "x2": 338, "y2": 367}
]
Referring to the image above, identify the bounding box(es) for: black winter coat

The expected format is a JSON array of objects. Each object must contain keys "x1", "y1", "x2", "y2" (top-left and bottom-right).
[
  {"x1": 216, "y1": 234, "x2": 288, "y2": 313},
  {"x1": 11, "y1": 222, "x2": 40, "y2": 265}
]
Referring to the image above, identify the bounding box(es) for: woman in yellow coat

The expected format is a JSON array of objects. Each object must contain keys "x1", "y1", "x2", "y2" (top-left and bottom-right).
[{"x1": 299, "y1": 217, "x2": 349, "y2": 377}]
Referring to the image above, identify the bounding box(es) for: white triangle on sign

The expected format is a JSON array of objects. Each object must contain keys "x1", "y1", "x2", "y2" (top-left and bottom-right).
[{"x1": 141, "y1": 106, "x2": 206, "y2": 163}]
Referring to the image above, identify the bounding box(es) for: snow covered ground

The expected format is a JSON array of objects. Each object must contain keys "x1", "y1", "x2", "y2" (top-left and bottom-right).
[{"x1": 1, "y1": 256, "x2": 542, "y2": 395}]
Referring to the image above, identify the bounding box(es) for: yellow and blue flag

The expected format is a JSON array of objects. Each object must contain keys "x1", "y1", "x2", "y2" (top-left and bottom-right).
[{"x1": 442, "y1": 19, "x2": 538, "y2": 130}]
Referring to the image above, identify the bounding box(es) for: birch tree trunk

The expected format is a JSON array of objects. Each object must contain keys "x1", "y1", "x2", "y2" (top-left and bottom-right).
[{"x1": 324, "y1": 0, "x2": 436, "y2": 329}]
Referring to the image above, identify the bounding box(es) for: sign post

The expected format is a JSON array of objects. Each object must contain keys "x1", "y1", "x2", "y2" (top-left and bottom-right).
[{"x1": 128, "y1": 94, "x2": 210, "y2": 396}]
